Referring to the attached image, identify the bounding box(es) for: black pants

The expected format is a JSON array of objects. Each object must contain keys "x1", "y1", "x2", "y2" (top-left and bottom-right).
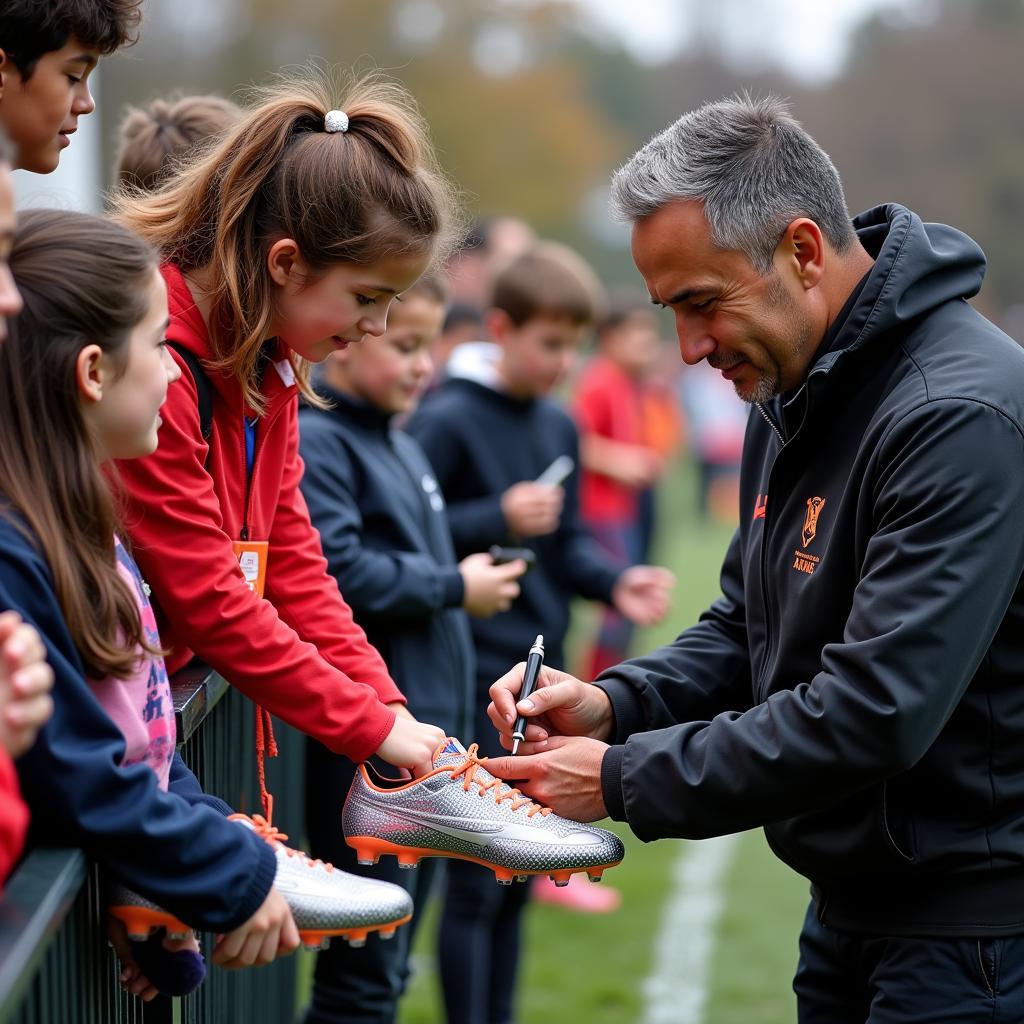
[
  {"x1": 301, "y1": 740, "x2": 442, "y2": 1024},
  {"x1": 795, "y1": 899, "x2": 1024, "y2": 1023},
  {"x1": 437, "y1": 859, "x2": 532, "y2": 1024}
]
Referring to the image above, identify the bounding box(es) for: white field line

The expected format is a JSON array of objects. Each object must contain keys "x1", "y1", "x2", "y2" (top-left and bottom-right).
[{"x1": 642, "y1": 832, "x2": 742, "y2": 1024}]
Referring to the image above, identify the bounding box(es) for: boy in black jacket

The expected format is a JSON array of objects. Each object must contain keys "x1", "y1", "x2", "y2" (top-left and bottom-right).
[
  {"x1": 406, "y1": 244, "x2": 673, "y2": 1024},
  {"x1": 297, "y1": 273, "x2": 525, "y2": 1024}
]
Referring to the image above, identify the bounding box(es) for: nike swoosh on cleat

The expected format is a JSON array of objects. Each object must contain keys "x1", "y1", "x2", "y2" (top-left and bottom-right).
[{"x1": 369, "y1": 804, "x2": 603, "y2": 849}]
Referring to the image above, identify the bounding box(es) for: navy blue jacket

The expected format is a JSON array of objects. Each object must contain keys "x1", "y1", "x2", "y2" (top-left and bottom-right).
[
  {"x1": 406, "y1": 377, "x2": 622, "y2": 681},
  {"x1": 597, "y1": 205, "x2": 1024, "y2": 936},
  {"x1": 298, "y1": 387, "x2": 474, "y2": 737},
  {"x1": 0, "y1": 514, "x2": 276, "y2": 931}
]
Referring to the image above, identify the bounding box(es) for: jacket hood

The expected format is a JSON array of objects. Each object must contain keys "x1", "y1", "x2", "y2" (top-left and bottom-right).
[{"x1": 834, "y1": 204, "x2": 986, "y2": 357}]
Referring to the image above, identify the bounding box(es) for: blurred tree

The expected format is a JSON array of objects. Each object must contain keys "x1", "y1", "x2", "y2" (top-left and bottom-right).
[
  {"x1": 100, "y1": 0, "x2": 1023, "y2": 316},
  {"x1": 795, "y1": 2, "x2": 1024, "y2": 316}
]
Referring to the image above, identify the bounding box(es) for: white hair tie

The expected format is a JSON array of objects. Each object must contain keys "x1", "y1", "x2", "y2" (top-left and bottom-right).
[{"x1": 325, "y1": 110, "x2": 350, "y2": 134}]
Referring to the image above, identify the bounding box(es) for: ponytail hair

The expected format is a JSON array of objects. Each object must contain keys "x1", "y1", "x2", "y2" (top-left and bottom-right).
[
  {"x1": 0, "y1": 210, "x2": 161, "y2": 679},
  {"x1": 114, "y1": 93, "x2": 242, "y2": 191},
  {"x1": 114, "y1": 68, "x2": 462, "y2": 413}
]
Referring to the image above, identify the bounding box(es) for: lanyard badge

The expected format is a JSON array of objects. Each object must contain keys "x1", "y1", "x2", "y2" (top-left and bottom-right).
[{"x1": 233, "y1": 540, "x2": 269, "y2": 599}]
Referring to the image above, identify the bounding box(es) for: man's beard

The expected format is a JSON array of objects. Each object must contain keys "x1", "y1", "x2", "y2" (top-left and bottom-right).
[{"x1": 738, "y1": 276, "x2": 815, "y2": 405}]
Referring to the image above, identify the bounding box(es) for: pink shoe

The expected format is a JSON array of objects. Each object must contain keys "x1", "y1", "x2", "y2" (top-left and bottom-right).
[{"x1": 532, "y1": 872, "x2": 622, "y2": 913}]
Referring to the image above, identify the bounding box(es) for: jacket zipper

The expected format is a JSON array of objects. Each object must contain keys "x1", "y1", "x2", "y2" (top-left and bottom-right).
[
  {"x1": 751, "y1": 382, "x2": 814, "y2": 702},
  {"x1": 240, "y1": 420, "x2": 253, "y2": 541},
  {"x1": 756, "y1": 402, "x2": 785, "y2": 447},
  {"x1": 755, "y1": 403, "x2": 785, "y2": 701},
  {"x1": 240, "y1": 401, "x2": 289, "y2": 542}
]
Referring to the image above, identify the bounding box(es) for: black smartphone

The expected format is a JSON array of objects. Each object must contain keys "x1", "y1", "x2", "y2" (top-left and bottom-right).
[{"x1": 489, "y1": 545, "x2": 537, "y2": 573}]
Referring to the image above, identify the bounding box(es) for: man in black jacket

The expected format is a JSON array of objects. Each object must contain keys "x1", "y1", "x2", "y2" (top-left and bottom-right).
[{"x1": 487, "y1": 95, "x2": 1024, "y2": 1021}]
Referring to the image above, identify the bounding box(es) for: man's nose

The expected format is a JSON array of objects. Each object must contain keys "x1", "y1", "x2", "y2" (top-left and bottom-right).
[{"x1": 675, "y1": 312, "x2": 715, "y2": 365}]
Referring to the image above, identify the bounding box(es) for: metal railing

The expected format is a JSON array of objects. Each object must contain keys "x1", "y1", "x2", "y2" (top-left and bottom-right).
[{"x1": 0, "y1": 665, "x2": 306, "y2": 1024}]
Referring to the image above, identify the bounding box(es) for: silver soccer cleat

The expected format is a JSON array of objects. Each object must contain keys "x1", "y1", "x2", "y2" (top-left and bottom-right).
[
  {"x1": 230, "y1": 813, "x2": 413, "y2": 950},
  {"x1": 343, "y1": 738, "x2": 625, "y2": 885},
  {"x1": 107, "y1": 884, "x2": 191, "y2": 942}
]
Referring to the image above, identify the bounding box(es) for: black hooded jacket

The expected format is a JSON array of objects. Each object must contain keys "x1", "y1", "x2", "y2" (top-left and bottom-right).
[
  {"x1": 298, "y1": 386, "x2": 474, "y2": 737},
  {"x1": 597, "y1": 205, "x2": 1024, "y2": 936}
]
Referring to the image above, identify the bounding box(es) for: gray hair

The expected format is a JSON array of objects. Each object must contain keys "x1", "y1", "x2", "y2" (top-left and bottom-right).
[{"x1": 609, "y1": 94, "x2": 856, "y2": 274}]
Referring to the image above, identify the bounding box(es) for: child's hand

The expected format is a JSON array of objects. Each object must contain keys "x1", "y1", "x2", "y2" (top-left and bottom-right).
[
  {"x1": 610, "y1": 446, "x2": 665, "y2": 488},
  {"x1": 106, "y1": 914, "x2": 160, "y2": 1002},
  {"x1": 213, "y1": 887, "x2": 299, "y2": 969},
  {"x1": 611, "y1": 565, "x2": 675, "y2": 626},
  {"x1": 376, "y1": 714, "x2": 447, "y2": 777},
  {"x1": 500, "y1": 482, "x2": 563, "y2": 538},
  {"x1": 0, "y1": 611, "x2": 55, "y2": 758},
  {"x1": 459, "y1": 553, "x2": 525, "y2": 618}
]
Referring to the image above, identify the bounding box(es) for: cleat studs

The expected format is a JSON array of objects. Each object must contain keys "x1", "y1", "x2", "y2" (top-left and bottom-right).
[
  {"x1": 379, "y1": 928, "x2": 396, "y2": 941},
  {"x1": 497, "y1": 877, "x2": 512, "y2": 885},
  {"x1": 301, "y1": 932, "x2": 326, "y2": 951},
  {"x1": 347, "y1": 932, "x2": 367, "y2": 948},
  {"x1": 397, "y1": 853, "x2": 420, "y2": 869},
  {"x1": 166, "y1": 930, "x2": 189, "y2": 941},
  {"x1": 354, "y1": 848, "x2": 379, "y2": 866},
  {"x1": 515, "y1": 875, "x2": 529, "y2": 883},
  {"x1": 494, "y1": 869, "x2": 515, "y2": 885},
  {"x1": 551, "y1": 871, "x2": 572, "y2": 887},
  {"x1": 320, "y1": 938, "x2": 331, "y2": 951},
  {"x1": 587, "y1": 872, "x2": 603, "y2": 883}
]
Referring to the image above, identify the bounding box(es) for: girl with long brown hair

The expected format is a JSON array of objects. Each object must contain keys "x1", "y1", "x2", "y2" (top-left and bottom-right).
[
  {"x1": 110, "y1": 69, "x2": 457, "y2": 820},
  {"x1": 0, "y1": 209, "x2": 307, "y2": 995}
]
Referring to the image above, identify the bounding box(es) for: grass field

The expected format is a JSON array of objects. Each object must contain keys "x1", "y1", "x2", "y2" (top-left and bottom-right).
[{"x1": 384, "y1": 461, "x2": 811, "y2": 1024}]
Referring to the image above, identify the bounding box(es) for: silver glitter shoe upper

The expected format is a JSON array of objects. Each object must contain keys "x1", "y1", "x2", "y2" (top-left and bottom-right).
[
  {"x1": 343, "y1": 738, "x2": 625, "y2": 872},
  {"x1": 231, "y1": 817, "x2": 412, "y2": 931}
]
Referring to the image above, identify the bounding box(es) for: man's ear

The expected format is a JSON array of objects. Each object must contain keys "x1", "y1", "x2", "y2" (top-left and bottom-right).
[
  {"x1": 266, "y1": 238, "x2": 306, "y2": 288},
  {"x1": 75, "y1": 344, "x2": 106, "y2": 404},
  {"x1": 779, "y1": 218, "x2": 825, "y2": 290}
]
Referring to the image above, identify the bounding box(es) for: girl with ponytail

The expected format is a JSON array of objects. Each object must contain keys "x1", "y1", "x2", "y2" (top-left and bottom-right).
[{"x1": 112, "y1": 70, "x2": 457, "y2": 819}]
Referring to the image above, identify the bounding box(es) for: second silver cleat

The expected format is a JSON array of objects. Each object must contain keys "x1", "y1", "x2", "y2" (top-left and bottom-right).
[{"x1": 230, "y1": 813, "x2": 413, "y2": 950}]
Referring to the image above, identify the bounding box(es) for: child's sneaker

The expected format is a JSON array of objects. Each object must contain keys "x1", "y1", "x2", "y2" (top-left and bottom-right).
[
  {"x1": 229, "y1": 812, "x2": 413, "y2": 949},
  {"x1": 343, "y1": 738, "x2": 625, "y2": 885}
]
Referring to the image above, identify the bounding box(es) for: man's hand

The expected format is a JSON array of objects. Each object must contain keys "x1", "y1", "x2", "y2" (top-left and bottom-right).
[
  {"x1": 459, "y1": 553, "x2": 525, "y2": 617},
  {"x1": 612, "y1": 565, "x2": 675, "y2": 627},
  {"x1": 376, "y1": 708, "x2": 446, "y2": 777},
  {"x1": 213, "y1": 887, "x2": 300, "y2": 969},
  {"x1": 500, "y1": 482, "x2": 564, "y2": 538},
  {"x1": 487, "y1": 663, "x2": 614, "y2": 752},
  {"x1": 486, "y1": 736, "x2": 610, "y2": 821},
  {"x1": 0, "y1": 611, "x2": 55, "y2": 758}
]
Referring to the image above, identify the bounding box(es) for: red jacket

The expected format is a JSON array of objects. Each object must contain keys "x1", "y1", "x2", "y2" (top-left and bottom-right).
[
  {"x1": 115, "y1": 265, "x2": 404, "y2": 761},
  {"x1": 0, "y1": 749, "x2": 28, "y2": 887}
]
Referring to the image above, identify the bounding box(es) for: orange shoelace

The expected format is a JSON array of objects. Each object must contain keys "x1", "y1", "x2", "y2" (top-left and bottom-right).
[
  {"x1": 449, "y1": 743, "x2": 552, "y2": 818},
  {"x1": 229, "y1": 795, "x2": 334, "y2": 873}
]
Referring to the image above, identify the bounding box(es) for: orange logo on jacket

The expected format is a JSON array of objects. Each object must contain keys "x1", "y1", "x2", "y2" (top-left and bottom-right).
[
  {"x1": 753, "y1": 493, "x2": 768, "y2": 521},
  {"x1": 801, "y1": 497, "x2": 826, "y2": 548}
]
